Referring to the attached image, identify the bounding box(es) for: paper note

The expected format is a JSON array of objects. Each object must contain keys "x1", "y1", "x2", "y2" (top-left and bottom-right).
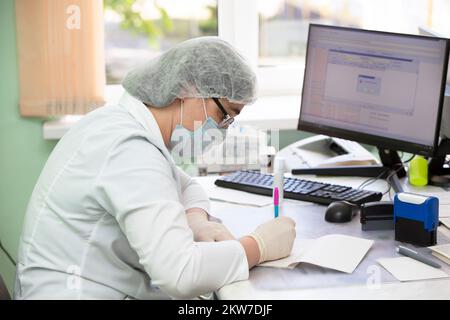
[
  {"x1": 259, "y1": 234, "x2": 374, "y2": 274},
  {"x1": 377, "y1": 257, "x2": 449, "y2": 282}
]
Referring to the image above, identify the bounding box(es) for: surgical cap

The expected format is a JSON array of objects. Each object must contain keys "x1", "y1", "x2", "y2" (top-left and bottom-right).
[{"x1": 122, "y1": 37, "x2": 257, "y2": 107}]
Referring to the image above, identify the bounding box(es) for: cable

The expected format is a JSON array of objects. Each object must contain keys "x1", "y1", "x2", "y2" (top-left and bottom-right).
[
  {"x1": 383, "y1": 177, "x2": 393, "y2": 199},
  {"x1": 357, "y1": 168, "x2": 389, "y2": 190},
  {"x1": 402, "y1": 153, "x2": 416, "y2": 164},
  {"x1": 0, "y1": 240, "x2": 17, "y2": 267},
  {"x1": 358, "y1": 153, "x2": 416, "y2": 193}
]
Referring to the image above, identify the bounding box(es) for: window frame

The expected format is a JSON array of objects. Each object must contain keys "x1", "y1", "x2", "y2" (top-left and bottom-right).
[{"x1": 217, "y1": 0, "x2": 303, "y2": 96}]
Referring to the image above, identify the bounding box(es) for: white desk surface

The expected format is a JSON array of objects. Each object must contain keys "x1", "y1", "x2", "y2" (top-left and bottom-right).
[{"x1": 196, "y1": 174, "x2": 450, "y2": 300}]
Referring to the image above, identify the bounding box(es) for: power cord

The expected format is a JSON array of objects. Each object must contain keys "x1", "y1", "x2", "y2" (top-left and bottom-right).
[
  {"x1": 0, "y1": 239, "x2": 17, "y2": 267},
  {"x1": 402, "y1": 153, "x2": 418, "y2": 164},
  {"x1": 357, "y1": 153, "x2": 416, "y2": 194},
  {"x1": 357, "y1": 167, "x2": 390, "y2": 190}
]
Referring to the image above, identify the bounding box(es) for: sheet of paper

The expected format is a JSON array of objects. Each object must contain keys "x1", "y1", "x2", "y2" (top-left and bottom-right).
[
  {"x1": 194, "y1": 176, "x2": 273, "y2": 207},
  {"x1": 299, "y1": 234, "x2": 374, "y2": 274},
  {"x1": 377, "y1": 257, "x2": 449, "y2": 282},
  {"x1": 259, "y1": 235, "x2": 373, "y2": 274}
]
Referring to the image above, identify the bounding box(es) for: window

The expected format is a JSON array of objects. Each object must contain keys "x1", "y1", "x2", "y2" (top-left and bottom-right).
[
  {"x1": 258, "y1": 0, "x2": 450, "y2": 67},
  {"x1": 104, "y1": 0, "x2": 450, "y2": 93},
  {"x1": 43, "y1": 0, "x2": 450, "y2": 136},
  {"x1": 104, "y1": 0, "x2": 217, "y2": 84}
]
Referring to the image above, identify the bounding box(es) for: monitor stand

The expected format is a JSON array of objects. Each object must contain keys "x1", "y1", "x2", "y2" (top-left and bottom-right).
[
  {"x1": 429, "y1": 138, "x2": 450, "y2": 188},
  {"x1": 292, "y1": 148, "x2": 406, "y2": 193}
]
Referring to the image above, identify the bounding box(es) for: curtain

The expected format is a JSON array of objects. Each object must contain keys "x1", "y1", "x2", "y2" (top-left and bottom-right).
[{"x1": 15, "y1": 0, "x2": 105, "y2": 117}]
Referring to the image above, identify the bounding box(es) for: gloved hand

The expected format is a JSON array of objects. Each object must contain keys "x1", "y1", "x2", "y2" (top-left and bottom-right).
[
  {"x1": 186, "y1": 211, "x2": 235, "y2": 242},
  {"x1": 249, "y1": 216, "x2": 296, "y2": 263}
]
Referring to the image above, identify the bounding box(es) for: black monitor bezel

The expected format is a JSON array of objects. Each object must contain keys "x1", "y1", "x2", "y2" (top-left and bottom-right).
[{"x1": 298, "y1": 23, "x2": 450, "y2": 157}]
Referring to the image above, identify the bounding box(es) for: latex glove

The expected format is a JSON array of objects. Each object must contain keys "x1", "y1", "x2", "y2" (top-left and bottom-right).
[
  {"x1": 186, "y1": 211, "x2": 235, "y2": 242},
  {"x1": 249, "y1": 216, "x2": 296, "y2": 263}
]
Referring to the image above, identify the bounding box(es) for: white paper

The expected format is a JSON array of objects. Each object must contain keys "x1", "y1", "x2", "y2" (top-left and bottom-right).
[
  {"x1": 377, "y1": 257, "x2": 449, "y2": 282},
  {"x1": 259, "y1": 234, "x2": 374, "y2": 274}
]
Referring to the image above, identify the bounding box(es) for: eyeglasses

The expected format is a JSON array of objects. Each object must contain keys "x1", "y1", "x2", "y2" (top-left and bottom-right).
[{"x1": 212, "y1": 98, "x2": 235, "y2": 129}]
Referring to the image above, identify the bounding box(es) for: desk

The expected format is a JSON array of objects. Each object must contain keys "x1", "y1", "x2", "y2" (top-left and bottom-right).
[{"x1": 196, "y1": 175, "x2": 450, "y2": 300}]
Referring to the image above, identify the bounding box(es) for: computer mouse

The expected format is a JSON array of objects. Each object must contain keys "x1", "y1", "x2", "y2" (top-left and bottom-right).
[{"x1": 325, "y1": 201, "x2": 360, "y2": 223}]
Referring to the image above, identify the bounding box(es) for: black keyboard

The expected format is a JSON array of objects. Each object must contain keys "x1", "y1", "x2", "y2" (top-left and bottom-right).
[{"x1": 215, "y1": 170, "x2": 382, "y2": 206}]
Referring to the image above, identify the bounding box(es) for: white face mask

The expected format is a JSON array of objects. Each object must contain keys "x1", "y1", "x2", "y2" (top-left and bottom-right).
[{"x1": 168, "y1": 98, "x2": 227, "y2": 160}]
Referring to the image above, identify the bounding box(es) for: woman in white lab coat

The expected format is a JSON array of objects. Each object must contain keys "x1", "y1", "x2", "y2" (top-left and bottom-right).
[{"x1": 14, "y1": 37, "x2": 296, "y2": 300}]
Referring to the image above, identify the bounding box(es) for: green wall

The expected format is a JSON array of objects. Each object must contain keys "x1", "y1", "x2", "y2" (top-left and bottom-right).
[
  {"x1": 277, "y1": 129, "x2": 313, "y2": 149},
  {"x1": 0, "y1": 0, "x2": 58, "y2": 294},
  {"x1": 0, "y1": 0, "x2": 309, "y2": 296}
]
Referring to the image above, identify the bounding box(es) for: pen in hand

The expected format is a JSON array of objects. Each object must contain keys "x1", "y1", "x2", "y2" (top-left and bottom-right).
[
  {"x1": 397, "y1": 245, "x2": 441, "y2": 269},
  {"x1": 274, "y1": 187, "x2": 279, "y2": 218}
]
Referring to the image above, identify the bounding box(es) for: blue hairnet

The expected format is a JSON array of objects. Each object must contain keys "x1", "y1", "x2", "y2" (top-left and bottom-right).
[{"x1": 122, "y1": 37, "x2": 257, "y2": 107}]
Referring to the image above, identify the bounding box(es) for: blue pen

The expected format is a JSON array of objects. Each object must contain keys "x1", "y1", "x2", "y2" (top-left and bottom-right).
[{"x1": 274, "y1": 187, "x2": 279, "y2": 218}]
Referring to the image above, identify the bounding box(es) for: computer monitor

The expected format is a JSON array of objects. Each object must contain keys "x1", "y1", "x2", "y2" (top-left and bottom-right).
[
  {"x1": 418, "y1": 26, "x2": 450, "y2": 85},
  {"x1": 296, "y1": 24, "x2": 449, "y2": 187},
  {"x1": 298, "y1": 24, "x2": 449, "y2": 157},
  {"x1": 418, "y1": 26, "x2": 450, "y2": 140}
]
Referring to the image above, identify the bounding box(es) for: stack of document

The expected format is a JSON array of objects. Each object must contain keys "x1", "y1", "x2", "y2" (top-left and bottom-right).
[
  {"x1": 429, "y1": 244, "x2": 450, "y2": 265},
  {"x1": 259, "y1": 234, "x2": 373, "y2": 274}
]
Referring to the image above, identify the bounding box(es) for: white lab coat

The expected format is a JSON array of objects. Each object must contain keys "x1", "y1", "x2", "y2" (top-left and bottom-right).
[{"x1": 14, "y1": 91, "x2": 249, "y2": 300}]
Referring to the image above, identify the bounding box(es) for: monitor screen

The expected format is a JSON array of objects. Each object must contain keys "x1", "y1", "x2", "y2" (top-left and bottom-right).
[
  {"x1": 418, "y1": 26, "x2": 450, "y2": 85},
  {"x1": 298, "y1": 24, "x2": 450, "y2": 156}
]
